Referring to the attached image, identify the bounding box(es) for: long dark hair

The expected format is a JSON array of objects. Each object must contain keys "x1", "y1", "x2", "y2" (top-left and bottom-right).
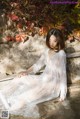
[{"x1": 46, "y1": 28, "x2": 65, "y2": 50}]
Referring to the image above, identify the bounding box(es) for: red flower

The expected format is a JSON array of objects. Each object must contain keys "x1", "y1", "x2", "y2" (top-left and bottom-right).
[
  {"x1": 15, "y1": 34, "x2": 22, "y2": 42},
  {"x1": 8, "y1": 13, "x2": 19, "y2": 21},
  {"x1": 15, "y1": 33, "x2": 27, "y2": 42},
  {"x1": 6, "y1": 36, "x2": 11, "y2": 41},
  {"x1": 17, "y1": 23, "x2": 22, "y2": 28},
  {"x1": 6, "y1": 36, "x2": 15, "y2": 41},
  {"x1": 11, "y1": 14, "x2": 19, "y2": 21}
]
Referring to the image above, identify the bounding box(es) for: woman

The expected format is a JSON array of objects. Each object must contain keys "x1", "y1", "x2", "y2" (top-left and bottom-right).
[{"x1": 0, "y1": 28, "x2": 67, "y2": 116}]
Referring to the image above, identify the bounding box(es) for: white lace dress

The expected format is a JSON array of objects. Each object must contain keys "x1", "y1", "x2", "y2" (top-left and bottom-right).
[{"x1": 0, "y1": 49, "x2": 67, "y2": 117}]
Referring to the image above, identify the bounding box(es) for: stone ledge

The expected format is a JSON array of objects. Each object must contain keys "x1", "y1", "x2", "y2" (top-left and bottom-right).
[{"x1": 67, "y1": 51, "x2": 80, "y2": 58}]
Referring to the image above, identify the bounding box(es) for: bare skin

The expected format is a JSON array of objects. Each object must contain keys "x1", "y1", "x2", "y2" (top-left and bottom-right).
[{"x1": 18, "y1": 66, "x2": 33, "y2": 77}]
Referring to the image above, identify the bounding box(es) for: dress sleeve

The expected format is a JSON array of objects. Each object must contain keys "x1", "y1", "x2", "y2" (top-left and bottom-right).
[
  {"x1": 32, "y1": 52, "x2": 46, "y2": 74},
  {"x1": 59, "y1": 51, "x2": 67, "y2": 100}
]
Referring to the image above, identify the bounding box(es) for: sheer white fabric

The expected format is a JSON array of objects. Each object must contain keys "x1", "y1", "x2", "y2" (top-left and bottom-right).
[{"x1": 0, "y1": 49, "x2": 67, "y2": 117}]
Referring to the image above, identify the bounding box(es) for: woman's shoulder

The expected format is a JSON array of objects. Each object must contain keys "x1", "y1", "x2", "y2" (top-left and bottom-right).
[
  {"x1": 43, "y1": 48, "x2": 49, "y2": 56},
  {"x1": 58, "y1": 50, "x2": 66, "y2": 57},
  {"x1": 40, "y1": 48, "x2": 49, "y2": 58}
]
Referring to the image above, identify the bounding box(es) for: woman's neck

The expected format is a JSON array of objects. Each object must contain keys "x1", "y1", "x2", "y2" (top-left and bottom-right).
[
  {"x1": 48, "y1": 49, "x2": 57, "y2": 57},
  {"x1": 50, "y1": 48, "x2": 59, "y2": 52}
]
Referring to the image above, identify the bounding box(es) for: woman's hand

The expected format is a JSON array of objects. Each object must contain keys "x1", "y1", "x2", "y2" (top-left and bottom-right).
[
  {"x1": 17, "y1": 66, "x2": 33, "y2": 78},
  {"x1": 18, "y1": 71, "x2": 28, "y2": 78},
  {"x1": 59, "y1": 98, "x2": 65, "y2": 102}
]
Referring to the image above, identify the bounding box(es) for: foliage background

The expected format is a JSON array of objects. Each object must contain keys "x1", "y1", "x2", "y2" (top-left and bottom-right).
[{"x1": 0, "y1": 0, "x2": 80, "y2": 27}]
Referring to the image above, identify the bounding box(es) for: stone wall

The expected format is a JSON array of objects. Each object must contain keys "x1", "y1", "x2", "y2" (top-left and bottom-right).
[
  {"x1": 65, "y1": 40, "x2": 80, "y2": 83},
  {"x1": 0, "y1": 35, "x2": 46, "y2": 75}
]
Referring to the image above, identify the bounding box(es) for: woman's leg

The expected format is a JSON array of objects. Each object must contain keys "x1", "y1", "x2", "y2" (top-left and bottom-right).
[
  {"x1": 0, "y1": 76, "x2": 21, "y2": 95},
  {"x1": 0, "y1": 92, "x2": 10, "y2": 109},
  {"x1": 9, "y1": 99, "x2": 25, "y2": 111}
]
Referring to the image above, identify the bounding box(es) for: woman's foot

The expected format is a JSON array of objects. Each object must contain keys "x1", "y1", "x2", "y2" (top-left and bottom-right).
[{"x1": 9, "y1": 100, "x2": 25, "y2": 111}]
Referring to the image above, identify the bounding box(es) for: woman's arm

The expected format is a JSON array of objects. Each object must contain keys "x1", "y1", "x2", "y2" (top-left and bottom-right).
[
  {"x1": 19, "y1": 52, "x2": 46, "y2": 77},
  {"x1": 31, "y1": 53, "x2": 46, "y2": 74},
  {"x1": 18, "y1": 66, "x2": 33, "y2": 77},
  {"x1": 59, "y1": 50, "x2": 67, "y2": 101}
]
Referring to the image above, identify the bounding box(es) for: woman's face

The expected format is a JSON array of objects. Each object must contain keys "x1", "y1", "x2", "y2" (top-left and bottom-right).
[{"x1": 49, "y1": 35, "x2": 58, "y2": 49}]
